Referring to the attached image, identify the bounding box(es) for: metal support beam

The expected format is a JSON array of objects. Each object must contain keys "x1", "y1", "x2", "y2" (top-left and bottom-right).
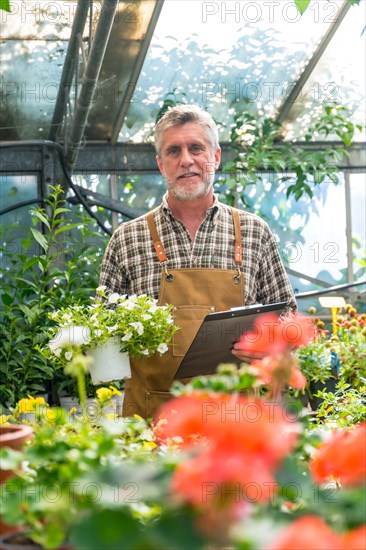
[
  {"x1": 2, "y1": 141, "x2": 365, "y2": 174},
  {"x1": 110, "y1": 0, "x2": 165, "y2": 144},
  {"x1": 48, "y1": 1, "x2": 90, "y2": 142},
  {"x1": 344, "y1": 172, "x2": 354, "y2": 283},
  {"x1": 65, "y1": 0, "x2": 119, "y2": 173},
  {"x1": 276, "y1": 0, "x2": 351, "y2": 125},
  {"x1": 73, "y1": 141, "x2": 366, "y2": 172}
]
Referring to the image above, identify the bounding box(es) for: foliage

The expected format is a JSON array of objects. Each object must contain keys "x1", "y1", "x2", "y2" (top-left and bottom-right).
[
  {"x1": 297, "y1": 304, "x2": 366, "y2": 388},
  {"x1": 220, "y1": 103, "x2": 363, "y2": 206},
  {"x1": 1, "y1": 316, "x2": 366, "y2": 550},
  {"x1": 0, "y1": 185, "x2": 108, "y2": 406},
  {"x1": 296, "y1": 339, "x2": 335, "y2": 384},
  {"x1": 0, "y1": 0, "x2": 10, "y2": 13},
  {"x1": 310, "y1": 381, "x2": 366, "y2": 428},
  {"x1": 0, "y1": 408, "x2": 157, "y2": 550}
]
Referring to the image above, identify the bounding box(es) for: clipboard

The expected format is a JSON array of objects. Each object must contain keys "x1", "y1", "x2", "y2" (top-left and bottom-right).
[{"x1": 174, "y1": 301, "x2": 287, "y2": 379}]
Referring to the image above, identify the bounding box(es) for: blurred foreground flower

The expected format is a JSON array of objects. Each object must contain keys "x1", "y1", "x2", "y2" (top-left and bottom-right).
[
  {"x1": 267, "y1": 515, "x2": 366, "y2": 550},
  {"x1": 236, "y1": 313, "x2": 316, "y2": 357},
  {"x1": 310, "y1": 422, "x2": 366, "y2": 487},
  {"x1": 250, "y1": 353, "x2": 307, "y2": 394},
  {"x1": 154, "y1": 393, "x2": 300, "y2": 525}
]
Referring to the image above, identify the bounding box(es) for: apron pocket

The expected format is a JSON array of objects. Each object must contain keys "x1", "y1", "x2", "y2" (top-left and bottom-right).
[
  {"x1": 145, "y1": 390, "x2": 173, "y2": 419},
  {"x1": 172, "y1": 305, "x2": 215, "y2": 357}
]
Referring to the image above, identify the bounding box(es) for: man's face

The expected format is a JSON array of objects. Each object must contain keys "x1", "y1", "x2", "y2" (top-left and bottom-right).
[{"x1": 156, "y1": 122, "x2": 221, "y2": 201}]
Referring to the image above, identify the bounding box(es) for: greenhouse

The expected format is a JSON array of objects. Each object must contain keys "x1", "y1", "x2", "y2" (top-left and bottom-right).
[{"x1": 0, "y1": 0, "x2": 365, "y2": 549}]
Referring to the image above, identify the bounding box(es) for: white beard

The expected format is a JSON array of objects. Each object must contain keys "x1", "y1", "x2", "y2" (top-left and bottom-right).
[{"x1": 166, "y1": 174, "x2": 214, "y2": 201}]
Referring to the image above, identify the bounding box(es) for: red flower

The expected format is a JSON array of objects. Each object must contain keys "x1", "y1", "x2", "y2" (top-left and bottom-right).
[
  {"x1": 310, "y1": 423, "x2": 366, "y2": 487},
  {"x1": 236, "y1": 313, "x2": 316, "y2": 357},
  {"x1": 267, "y1": 516, "x2": 340, "y2": 550}
]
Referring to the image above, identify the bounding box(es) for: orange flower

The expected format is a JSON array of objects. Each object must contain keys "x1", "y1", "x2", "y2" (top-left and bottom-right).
[
  {"x1": 236, "y1": 313, "x2": 316, "y2": 357},
  {"x1": 172, "y1": 449, "x2": 276, "y2": 507},
  {"x1": 155, "y1": 392, "x2": 300, "y2": 515},
  {"x1": 153, "y1": 393, "x2": 210, "y2": 448},
  {"x1": 155, "y1": 393, "x2": 299, "y2": 468},
  {"x1": 267, "y1": 516, "x2": 340, "y2": 550},
  {"x1": 341, "y1": 525, "x2": 366, "y2": 550},
  {"x1": 268, "y1": 517, "x2": 366, "y2": 550},
  {"x1": 310, "y1": 423, "x2": 366, "y2": 487},
  {"x1": 251, "y1": 354, "x2": 307, "y2": 391}
]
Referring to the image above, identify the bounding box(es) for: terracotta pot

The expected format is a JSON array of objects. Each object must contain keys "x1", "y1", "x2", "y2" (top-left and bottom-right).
[
  {"x1": 0, "y1": 425, "x2": 33, "y2": 537},
  {"x1": 0, "y1": 425, "x2": 33, "y2": 484}
]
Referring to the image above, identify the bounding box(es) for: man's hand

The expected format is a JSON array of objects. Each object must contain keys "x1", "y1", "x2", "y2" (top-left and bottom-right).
[{"x1": 231, "y1": 344, "x2": 267, "y2": 364}]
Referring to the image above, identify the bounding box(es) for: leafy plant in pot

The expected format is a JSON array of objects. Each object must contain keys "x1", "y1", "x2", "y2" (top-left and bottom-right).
[
  {"x1": 0, "y1": 185, "x2": 108, "y2": 409},
  {"x1": 42, "y1": 288, "x2": 178, "y2": 387}
]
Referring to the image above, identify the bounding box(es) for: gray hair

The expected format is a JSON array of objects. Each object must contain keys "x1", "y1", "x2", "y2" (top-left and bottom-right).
[{"x1": 154, "y1": 104, "x2": 219, "y2": 156}]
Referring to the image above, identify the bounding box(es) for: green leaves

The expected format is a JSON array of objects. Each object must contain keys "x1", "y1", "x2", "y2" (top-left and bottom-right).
[
  {"x1": 294, "y1": 0, "x2": 311, "y2": 15},
  {"x1": 0, "y1": 185, "x2": 109, "y2": 406},
  {"x1": 294, "y1": 0, "x2": 359, "y2": 14},
  {"x1": 30, "y1": 227, "x2": 49, "y2": 252},
  {"x1": 0, "y1": 0, "x2": 11, "y2": 13},
  {"x1": 218, "y1": 101, "x2": 362, "y2": 204}
]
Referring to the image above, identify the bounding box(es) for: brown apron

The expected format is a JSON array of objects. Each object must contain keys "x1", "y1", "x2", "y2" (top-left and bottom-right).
[{"x1": 122, "y1": 208, "x2": 245, "y2": 419}]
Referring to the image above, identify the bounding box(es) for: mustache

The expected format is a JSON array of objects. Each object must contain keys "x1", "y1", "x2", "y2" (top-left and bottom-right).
[{"x1": 176, "y1": 171, "x2": 200, "y2": 178}]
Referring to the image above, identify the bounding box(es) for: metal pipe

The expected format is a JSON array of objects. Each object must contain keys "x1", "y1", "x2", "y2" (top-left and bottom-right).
[
  {"x1": 65, "y1": 0, "x2": 119, "y2": 173},
  {"x1": 48, "y1": 0, "x2": 90, "y2": 142},
  {"x1": 344, "y1": 171, "x2": 354, "y2": 283},
  {"x1": 110, "y1": 0, "x2": 166, "y2": 144}
]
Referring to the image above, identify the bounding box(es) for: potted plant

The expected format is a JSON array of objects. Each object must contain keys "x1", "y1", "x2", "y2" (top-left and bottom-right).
[
  {"x1": 296, "y1": 338, "x2": 339, "y2": 410},
  {"x1": 0, "y1": 185, "x2": 108, "y2": 410},
  {"x1": 296, "y1": 304, "x2": 366, "y2": 410},
  {"x1": 43, "y1": 289, "x2": 178, "y2": 386}
]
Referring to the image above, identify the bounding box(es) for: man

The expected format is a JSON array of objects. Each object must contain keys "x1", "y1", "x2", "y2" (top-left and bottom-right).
[{"x1": 99, "y1": 104, "x2": 297, "y2": 418}]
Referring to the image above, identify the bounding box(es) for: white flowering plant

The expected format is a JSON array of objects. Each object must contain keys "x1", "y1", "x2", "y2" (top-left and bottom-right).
[{"x1": 44, "y1": 287, "x2": 178, "y2": 367}]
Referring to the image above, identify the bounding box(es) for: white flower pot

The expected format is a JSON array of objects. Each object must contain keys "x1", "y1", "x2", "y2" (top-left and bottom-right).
[{"x1": 87, "y1": 338, "x2": 131, "y2": 385}]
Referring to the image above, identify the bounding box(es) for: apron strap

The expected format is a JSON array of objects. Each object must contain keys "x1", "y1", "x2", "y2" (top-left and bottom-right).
[
  {"x1": 146, "y1": 211, "x2": 167, "y2": 263},
  {"x1": 146, "y1": 207, "x2": 242, "y2": 266},
  {"x1": 231, "y1": 207, "x2": 243, "y2": 265}
]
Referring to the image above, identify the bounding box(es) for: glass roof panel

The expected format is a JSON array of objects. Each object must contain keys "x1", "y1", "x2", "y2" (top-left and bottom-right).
[
  {"x1": 1, "y1": 39, "x2": 67, "y2": 140},
  {"x1": 1, "y1": 1, "x2": 81, "y2": 40},
  {"x1": 0, "y1": 0, "x2": 161, "y2": 142},
  {"x1": 118, "y1": 0, "x2": 360, "y2": 143},
  {"x1": 284, "y1": 1, "x2": 366, "y2": 141},
  {"x1": 1, "y1": 1, "x2": 81, "y2": 140}
]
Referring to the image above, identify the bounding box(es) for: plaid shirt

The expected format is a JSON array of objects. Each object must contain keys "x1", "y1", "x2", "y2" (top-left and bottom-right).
[{"x1": 99, "y1": 194, "x2": 297, "y2": 312}]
